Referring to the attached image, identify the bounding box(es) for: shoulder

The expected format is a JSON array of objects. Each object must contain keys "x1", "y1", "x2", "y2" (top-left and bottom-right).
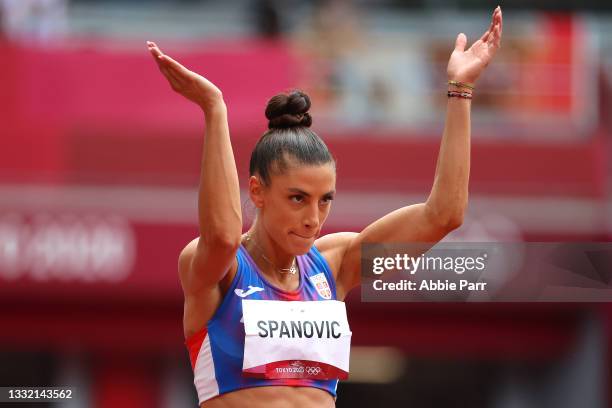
[
  {"x1": 177, "y1": 237, "x2": 240, "y2": 339},
  {"x1": 178, "y1": 237, "x2": 199, "y2": 272},
  {"x1": 178, "y1": 237, "x2": 239, "y2": 294},
  {"x1": 178, "y1": 237, "x2": 200, "y2": 288},
  {"x1": 314, "y1": 232, "x2": 358, "y2": 280}
]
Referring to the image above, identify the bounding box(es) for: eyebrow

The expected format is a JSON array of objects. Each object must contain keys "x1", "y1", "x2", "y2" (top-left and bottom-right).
[{"x1": 287, "y1": 188, "x2": 336, "y2": 197}]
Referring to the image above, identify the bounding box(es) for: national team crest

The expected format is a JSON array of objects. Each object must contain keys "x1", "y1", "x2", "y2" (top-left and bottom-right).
[{"x1": 309, "y1": 273, "x2": 332, "y2": 299}]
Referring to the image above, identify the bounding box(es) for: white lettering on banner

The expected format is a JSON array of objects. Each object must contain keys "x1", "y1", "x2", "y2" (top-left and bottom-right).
[
  {"x1": 0, "y1": 212, "x2": 135, "y2": 282},
  {"x1": 272, "y1": 362, "x2": 322, "y2": 376},
  {"x1": 242, "y1": 299, "x2": 351, "y2": 377},
  {"x1": 276, "y1": 366, "x2": 304, "y2": 374}
]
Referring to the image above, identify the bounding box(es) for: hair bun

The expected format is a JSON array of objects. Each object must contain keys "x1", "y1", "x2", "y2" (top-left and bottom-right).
[{"x1": 265, "y1": 90, "x2": 312, "y2": 129}]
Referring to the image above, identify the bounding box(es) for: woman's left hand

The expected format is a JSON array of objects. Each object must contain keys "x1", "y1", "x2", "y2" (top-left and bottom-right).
[{"x1": 447, "y1": 6, "x2": 502, "y2": 84}]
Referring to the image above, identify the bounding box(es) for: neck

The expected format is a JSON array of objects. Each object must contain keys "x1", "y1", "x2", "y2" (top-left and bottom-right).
[{"x1": 243, "y1": 227, "x2": 297, "y2": 279}]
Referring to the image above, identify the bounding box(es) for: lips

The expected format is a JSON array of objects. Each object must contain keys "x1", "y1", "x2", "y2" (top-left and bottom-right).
[{"x1": 292, "y1": 232, "x2": 314, "y2": 239}]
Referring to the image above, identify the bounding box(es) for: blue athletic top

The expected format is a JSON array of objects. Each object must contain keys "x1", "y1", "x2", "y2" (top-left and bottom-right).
[{"x1": 185, "y1": 244, "x2": 339, "y2": 405}]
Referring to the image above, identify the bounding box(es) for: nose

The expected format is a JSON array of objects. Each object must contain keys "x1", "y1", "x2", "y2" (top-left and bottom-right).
[{"x1": 302, "y1": 203, "x2": 320, "y2": 231}]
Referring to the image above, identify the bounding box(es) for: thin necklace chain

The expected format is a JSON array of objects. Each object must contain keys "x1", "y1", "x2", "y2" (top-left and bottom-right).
[{"x1": 244, "y1": 232, "x2": 297, "y2": 275}]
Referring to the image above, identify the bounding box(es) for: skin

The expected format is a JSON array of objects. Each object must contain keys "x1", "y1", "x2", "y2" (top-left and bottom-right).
[{"x1": 149, "y1": 7, "x2": 502, "y2": 407}]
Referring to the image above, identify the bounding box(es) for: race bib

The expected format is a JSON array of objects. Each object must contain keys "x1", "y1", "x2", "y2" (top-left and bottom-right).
[{"x1": 242, "y1": 299, "x2": 351, "y2": 380}]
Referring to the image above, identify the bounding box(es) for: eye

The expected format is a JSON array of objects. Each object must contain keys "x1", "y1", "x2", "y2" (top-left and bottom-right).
[
  {"x1": 290, "y1": 195, "x2": 304, "y2": 203},
  {"x1": 320, "y1": 196, "x2": 334, "y2": 205}
]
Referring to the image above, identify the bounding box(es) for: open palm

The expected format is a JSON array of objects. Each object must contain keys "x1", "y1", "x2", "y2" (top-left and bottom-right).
[
  {"x1": 447, "y1": 6, "x2": 503, "y2": 84},
  {"x1": 147, "y1": 41, "x2": 223, "y2": 110}
]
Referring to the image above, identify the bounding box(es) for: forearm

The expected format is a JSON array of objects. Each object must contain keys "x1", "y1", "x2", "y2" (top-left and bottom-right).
[
  {"x1": 198, "y1": 101, "x2": 242, "y2": 245},
  {"x1": 426, "y1": 94, "x2": 471, "y2": 227}
]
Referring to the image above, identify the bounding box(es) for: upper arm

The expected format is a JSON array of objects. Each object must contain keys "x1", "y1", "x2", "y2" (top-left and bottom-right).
[
  {"x1": 179, "y1": 237, "x2": 239, "y2": 295},
  {"x1": 315, "y1": 232, "x2": 358, "y2": 300},
  {"x1": 178, "y1": 237, "x2": 239, "y2": 339},
  {"x1": 317, "y1": 202, "x2": 459, "y2": 299}
]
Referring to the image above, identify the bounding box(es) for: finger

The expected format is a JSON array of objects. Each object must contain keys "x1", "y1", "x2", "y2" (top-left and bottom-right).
[
  {"x1": 483, "y1": 8, "x2": 497, "y2": 41},
  {"x1": 479, "y1": 22, "x2": 492, "y2": 42},
  {"x1": 495, "y1": 23, "x2": 502, "y2": 48},
  {"x1": 148, "y1": 44, "x2": 175, "y2": 74},
  {"x1": 159, "y1": 54, "x2": 191, "y2": 77},
  {"x1": 147, "y1": 42, "x2": 187, "y2": 90},
  {"x1": 492, "y1": 7, "x2": 502, "y2": 39},
  {"x1": 486, "y1": 25, "x2": 501, "y2": 53},
  {"x1": 498, "y1": 8, "x2": 503, "y2": 38},
  {"x1": 488, "y1": 22, "x2": 501, "y2": 47},
  {"x1": 146, "y1": 42, "x2": 191, "y2": 76},
  {"x1": 148, "y1": 46, "x2": 162, "y2": 60},
  {"x1": 161, "y1": 67, "x2": 184, "y2": 91},
  {"x1": 159, "y1": 64, "x2": 183, "y2": 87},
  {"x1": 152, "y1": 52, "x2": 182, "y2": 83},
  {"x1": 147, "y1": 41, "x2": 163, "y2": 56},
  {"x1": 488, "y1": 9, "x2": 496, "y2": 35},
  {"x1": 159, "y1": 57, "x2": 187, "y2": 80},
  {"x1": 454, "y1": 33, "x2": 467, "y2": 52},
  {"x1": 480, "y1": 29, "x2": 490, "y2": 43},
  {"x1": 147, "y1": 41, "x2": 163, "y2": 54},
  {"x1": 147, "y1": 44, "x2": 165, "y2": 68}
]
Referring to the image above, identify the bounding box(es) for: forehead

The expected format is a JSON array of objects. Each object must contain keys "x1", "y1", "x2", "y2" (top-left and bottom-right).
[{"x1": 272, "y1": 163, "x2": 336, "y2": 192}]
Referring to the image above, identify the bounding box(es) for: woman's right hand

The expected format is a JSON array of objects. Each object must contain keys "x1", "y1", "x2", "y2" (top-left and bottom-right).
[{"x1": 147, "y1": 41, "x2": 223, "y2": 111}]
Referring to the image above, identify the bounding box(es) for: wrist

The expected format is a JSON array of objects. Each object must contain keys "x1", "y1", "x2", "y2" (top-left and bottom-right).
[
  {"x1": 447, "y1": 79, "x2": 473, "y2": 101},
  {"x1": 448, "y1": 79, "x2": 474, "y2": 90},
  {"x1": 448, "y1": 77, "x2": 477, "y2": 86},
  {"x1": 447, "y1": 89, "x2": 473, "y2": 101},
  {"x1": 200, "y1": 96, "x2": 226, "y2": 115},
  {"x1": 447, "y1": 94, "x2": 472, "y2": 102},
  {"x1": 447, "y1": 86, "x2": 473, "y2": 94}
]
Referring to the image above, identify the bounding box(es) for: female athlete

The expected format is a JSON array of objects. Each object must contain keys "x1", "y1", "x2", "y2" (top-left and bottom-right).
[{"x1": 147, "y1": 6, "x2": 502, "y2": 407}]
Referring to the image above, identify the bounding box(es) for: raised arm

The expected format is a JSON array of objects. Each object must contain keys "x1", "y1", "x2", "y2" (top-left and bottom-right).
[
  {"x1": 147, "y1": 42, "x2": 242, "y2": 295},
  {"x1": 429, "y1": 5, "x2": 503, "y2": 224},
  {"x1": 317, "y1": 8, "x2": 503, "y2": 298}
]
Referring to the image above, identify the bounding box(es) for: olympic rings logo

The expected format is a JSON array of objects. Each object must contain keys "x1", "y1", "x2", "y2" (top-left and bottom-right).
[{"x1": 305, "y1": 367, "x2": 321, "y2": 376}]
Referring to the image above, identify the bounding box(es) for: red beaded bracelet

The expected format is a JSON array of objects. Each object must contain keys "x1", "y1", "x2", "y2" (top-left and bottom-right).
[{"x1": 447, "y1": 90, "x2": 473, "y2": 100}]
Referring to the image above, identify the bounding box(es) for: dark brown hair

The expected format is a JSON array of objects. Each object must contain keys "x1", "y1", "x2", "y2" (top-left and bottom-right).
[{"x1": 249, "y1": 90, "x2": 335, "y2": 186}]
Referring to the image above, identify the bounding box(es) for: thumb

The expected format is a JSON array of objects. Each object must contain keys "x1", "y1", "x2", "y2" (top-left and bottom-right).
[{"x1": 454, "y1": 33, "x2": 467, "y2": 52}]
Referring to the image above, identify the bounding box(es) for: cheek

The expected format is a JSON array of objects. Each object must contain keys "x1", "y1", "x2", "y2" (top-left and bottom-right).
[
  {"x1": 263, "y1": 194, "x2": 285, "y2": 214},
  {"x1": 320, "y1": 206, "x2": 331, "y2": 223},
  {"x1": 263, "y1": 199, "x2": 294, "y2": 226}
]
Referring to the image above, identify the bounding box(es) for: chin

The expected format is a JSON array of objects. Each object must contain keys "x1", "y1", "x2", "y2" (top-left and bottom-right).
[
  {"x1": 289, "y1": 232, "x2": 314, "y2": 254},
  {"x1": 295, "y1": 246, "x2": 311, "y2": 256}
]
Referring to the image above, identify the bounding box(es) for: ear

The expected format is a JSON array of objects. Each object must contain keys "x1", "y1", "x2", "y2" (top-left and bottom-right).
[{"x1": 248, "y1": 175, "x2": 265, "y2": 209}]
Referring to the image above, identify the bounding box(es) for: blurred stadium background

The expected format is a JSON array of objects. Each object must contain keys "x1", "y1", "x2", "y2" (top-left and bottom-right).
[{"x1": 0, "y1": 0, "x2": 611, "y2": 407}]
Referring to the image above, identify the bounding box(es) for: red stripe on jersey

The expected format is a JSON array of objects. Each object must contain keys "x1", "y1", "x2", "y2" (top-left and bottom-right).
[{"x1": 185, "y1": 328, "x2": 208, "y2": 371}]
